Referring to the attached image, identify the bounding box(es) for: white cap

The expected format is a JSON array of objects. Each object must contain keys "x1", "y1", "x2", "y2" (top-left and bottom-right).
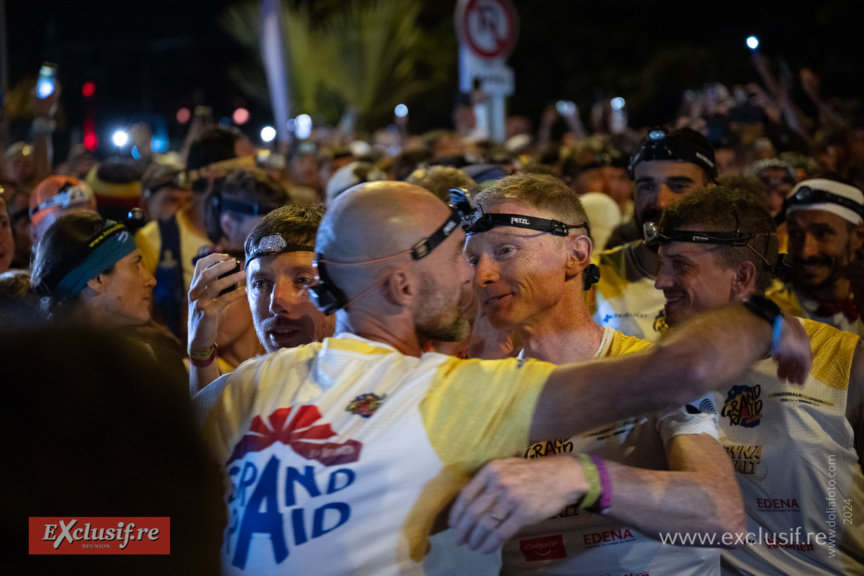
[
  {"x1": 325, "y1": 161, "x2": 387, "y2": 204},
  {"x1": 580, "y1": 192, "x2": 622, "y2": 251},
  {"x1": 787, "y1": 178, "x2": 864, "y2": 224}
]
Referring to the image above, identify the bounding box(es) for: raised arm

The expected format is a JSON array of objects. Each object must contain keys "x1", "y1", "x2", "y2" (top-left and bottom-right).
[
  {"x1": 187, "y1": 253, "x2": 247, "y2": 394},
  {"x1": 532, "y1": 303, "x2": 811, "y2": 440}
]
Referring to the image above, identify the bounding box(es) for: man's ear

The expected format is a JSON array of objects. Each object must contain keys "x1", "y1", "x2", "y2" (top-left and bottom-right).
[
  {"x1": 731, "y1": 260, "x2": 758, "y2": 300},
  {"x1": 383, "y1": 268, "x2": 415, "y2": 308},
  {"x1": 565, "y1": 234, "x2": 593, "y2": 277}
]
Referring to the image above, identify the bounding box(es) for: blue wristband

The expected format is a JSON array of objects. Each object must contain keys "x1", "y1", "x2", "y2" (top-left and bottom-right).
[{"x1": 771, "y1": 314, "x2": 784, "y2": 355}]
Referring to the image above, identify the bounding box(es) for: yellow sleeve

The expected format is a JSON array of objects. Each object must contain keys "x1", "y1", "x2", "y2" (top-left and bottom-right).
[
  {"x1": 135, "y1": 220, "x2": 161, "y2": 275},
  {"x1": 420, "y1": 356, "x2": 555, "y2": 475},
  {"x1": 802, "y1": 318, "x2": 860, "y2": 391}
]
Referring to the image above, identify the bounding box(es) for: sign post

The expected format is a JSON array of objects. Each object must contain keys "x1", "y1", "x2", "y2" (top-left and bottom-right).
[{"x1": 455, "y1": 0, "x2": 519, "y2": 144}]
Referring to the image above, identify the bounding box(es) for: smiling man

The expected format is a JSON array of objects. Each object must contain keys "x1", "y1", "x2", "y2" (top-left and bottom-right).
[
  {"x1": 591, "y1": 127, "x2": 717, "y2": 340},
  {"x1": 193, "y1": 181, "x2": 811, "y2": 575},
  {"x1": 766, "y1": 178, "x2": 864, "y2": 337},
  {"x1": 460, "y1": 173, "x2": 743, "y2": 576},
  {"x1": 654, "y1": 186, "x2": 864, "y2": 575}
]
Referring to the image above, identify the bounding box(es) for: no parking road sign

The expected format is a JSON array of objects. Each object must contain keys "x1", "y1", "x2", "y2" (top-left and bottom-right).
[{"x1": 456, "y1": 0, "x2": 519, "y2": 61}]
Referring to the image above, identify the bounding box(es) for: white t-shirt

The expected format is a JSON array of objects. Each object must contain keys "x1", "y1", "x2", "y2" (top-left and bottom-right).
[
  {"x1": 719, "y1": 319, "x2": 864, "y2": 575},
  {"x1": 195, "y1": 333, "x2": 555, "y2": 575}
]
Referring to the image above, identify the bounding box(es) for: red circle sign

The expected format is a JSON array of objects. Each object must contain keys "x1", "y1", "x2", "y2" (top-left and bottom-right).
[{"x1": 459, "y1": 0, "x2": 519, "y2": 60}]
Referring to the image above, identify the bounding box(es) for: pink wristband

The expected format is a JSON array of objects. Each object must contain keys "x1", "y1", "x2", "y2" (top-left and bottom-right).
[{"x1": 589, "y1": 455, "x2": 612, "y2": 514}]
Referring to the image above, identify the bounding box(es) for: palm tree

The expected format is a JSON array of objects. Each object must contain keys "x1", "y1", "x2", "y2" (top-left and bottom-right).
[{"x1": 221, "y1": 0, "x2": 446, "y2": 132}]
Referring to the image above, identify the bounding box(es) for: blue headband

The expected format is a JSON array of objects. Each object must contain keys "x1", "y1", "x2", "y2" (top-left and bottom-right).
[{"x1": 54, "y1": 222, "x2": 138, "y2": 298}]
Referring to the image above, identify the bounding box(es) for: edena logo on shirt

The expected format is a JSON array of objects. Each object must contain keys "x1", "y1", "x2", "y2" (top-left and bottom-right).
[{"x1": 225, "y1": 405, "x2": 363, "y2": 569}]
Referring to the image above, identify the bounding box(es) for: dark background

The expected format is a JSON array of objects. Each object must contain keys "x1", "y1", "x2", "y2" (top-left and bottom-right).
[{"x1": 5, "y1": 0, "x2": 863, "y2": 157}]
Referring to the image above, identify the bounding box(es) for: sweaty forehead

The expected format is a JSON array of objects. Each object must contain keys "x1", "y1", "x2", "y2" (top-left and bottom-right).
[{"x1": 634, "y1": 160, "x2": 707, "y2": 183}]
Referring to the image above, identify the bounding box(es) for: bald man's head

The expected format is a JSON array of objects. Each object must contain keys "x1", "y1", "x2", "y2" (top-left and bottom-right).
[
  {"x1": 317, "y1": 181, "x2": 454, "y2": 264},
  {"x1": 314, "y1": 181, "x2": 471, "y2": 343}
]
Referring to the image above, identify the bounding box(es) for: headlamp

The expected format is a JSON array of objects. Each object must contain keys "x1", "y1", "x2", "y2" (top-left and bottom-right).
[
  {"x1": 449, "y1": 188, "x2": 591, "y2": 238},
  {"x1": 785, "y1": 185, "x2": 864, "y2": 218},
  {"x1": 643, "y1": 221, "x2": 750, "y2": 247},
  {"x1": 32, "y1": 183, "x2": 91, "y2": 216}
]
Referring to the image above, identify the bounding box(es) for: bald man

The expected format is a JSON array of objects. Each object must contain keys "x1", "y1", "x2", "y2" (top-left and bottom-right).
[{"x1": 194, "y1": 181, "x2": 812, "y2": 576}]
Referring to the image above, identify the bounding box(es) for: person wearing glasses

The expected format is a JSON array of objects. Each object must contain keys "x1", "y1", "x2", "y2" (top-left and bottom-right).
[
  {"x1": 194, "y1": 180, "x2": 812, "y2": 575},
  {"x1": 591, "y1": 127, "x2": 718, "y2": 340},
  {"x1": 766, "y1": 179, "x2": 864, "y2": 337}
]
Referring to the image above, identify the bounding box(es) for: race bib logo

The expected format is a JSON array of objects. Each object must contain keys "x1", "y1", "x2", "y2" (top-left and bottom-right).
[
  {"x1": 345, "y1": 393, "x2": 386, "y2": 418},
  {"x1": 524, "y1": 438, "x2": 574, "y2": 458},
  {"x1": 225, "y1": 405, "x2": 363, "y2": 570},
  {"x1": 519, "y1": 535, "x2": 566, "y2": 561},
  {"x1": 721, "y1": 385, "x2": 763, "y2": 427},
  {"x1": 228, "y1": 405, "x2": 361, "y2": 467},
  {"x1": 724, "y1": 444, "x2": 762, "y2": 475}
]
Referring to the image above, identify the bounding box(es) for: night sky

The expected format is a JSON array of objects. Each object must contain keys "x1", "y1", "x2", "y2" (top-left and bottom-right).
[{"x1": 5, "y1": 0, "x2": 863, "y2": 155}]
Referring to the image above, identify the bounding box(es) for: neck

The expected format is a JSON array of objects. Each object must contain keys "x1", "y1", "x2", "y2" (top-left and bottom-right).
[
  {"x1": 517, "y1": 298, "x2": 606, "y2": 364},
  {"x1": 334, "y1": 310, "x2": 425, "y2": 357}
]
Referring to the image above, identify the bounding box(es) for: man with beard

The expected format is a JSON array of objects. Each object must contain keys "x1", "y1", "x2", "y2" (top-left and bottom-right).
[
  {"x1": 187, "y1": 205, "x2": 336, "y2": 392},
  {"x1": 766, "y1": 178, "x2": 864, "y2": 337},
  {"x1": 591, "y1": 127, "x2": 717, "y2": 339},
  {"x1": 193, "y1": 180, "x2": 812, "y2": 575},
  {"x1": 653, "y1": 187, "x2": 864, "y2": 575}
]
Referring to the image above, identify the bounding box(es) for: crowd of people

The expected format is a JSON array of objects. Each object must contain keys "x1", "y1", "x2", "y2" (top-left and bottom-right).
[{"x1": 5, "y1": 58, "x2": 864, "y2": 576}]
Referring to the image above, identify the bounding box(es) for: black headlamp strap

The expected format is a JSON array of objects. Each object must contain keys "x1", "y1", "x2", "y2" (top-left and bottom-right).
[{"x1": 776, "y1": 185, "x2": 864, "y2": 225}]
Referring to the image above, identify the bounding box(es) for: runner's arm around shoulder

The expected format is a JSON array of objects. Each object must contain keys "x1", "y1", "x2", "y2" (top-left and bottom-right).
[
  {"x1": 601, "y1": 433, "x2": 746, "y2": 546},
  {"x1": 847, "y1": 343, "x2": 864, "y2": 467},
  {"x1": 531, "y1": 303, "x2": 812, "y2": 441}
]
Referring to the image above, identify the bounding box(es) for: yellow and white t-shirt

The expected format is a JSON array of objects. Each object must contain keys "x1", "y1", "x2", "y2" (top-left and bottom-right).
[
  {"x1": 195, "y1": 333, "x2": 555, "y2": 576},
  {"x1": 589, "y1": 241, "x2": 666, "y2": 341},
  {"x1": 719, "y1": 319, "x2": 864, "y2": 575},
  {"x1": 502, "y1": 328, "x2": 722, "y2": 576}
]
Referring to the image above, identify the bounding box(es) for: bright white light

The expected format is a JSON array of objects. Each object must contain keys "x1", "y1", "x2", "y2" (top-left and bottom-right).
[
  {"x1": 747, "y1": 36, "x2": 759, "y2": 50},
  {"x1": 394, "y1": 104, "x2": 408, "y2": 117},
  {"x1": 37, "y1": 79, "x2": 54, "y2": 99},
  {"x1": 261, "y1": 126, "x2": 277, "y2": 142},
  {"x1": 295, "y1": 114, "x2": 312, "y2": 140},
  {"x1": 610, "y1": 97, "x2": 625, "y2": 110},
  {"x1": 112, "y1": 130, "x2": 129, "y2": 147}
]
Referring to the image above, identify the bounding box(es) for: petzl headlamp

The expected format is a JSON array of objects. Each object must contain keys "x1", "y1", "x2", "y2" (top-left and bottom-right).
[
  {"x1": 775, "y1": 184, "x2": 864, "y2": 225},
  {"x1": 449, "y1": 188, "x2": 591, "y2": 239}
]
